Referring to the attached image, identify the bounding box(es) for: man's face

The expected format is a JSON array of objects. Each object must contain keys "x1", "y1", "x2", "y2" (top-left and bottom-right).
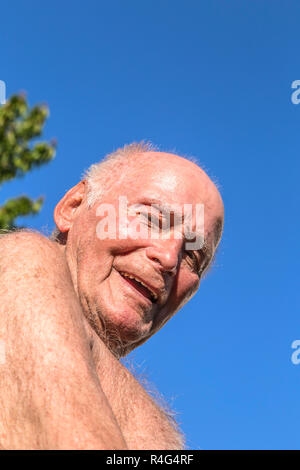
[{"x1": 58, "y1": 152, "x2": 224, "y2": 354}]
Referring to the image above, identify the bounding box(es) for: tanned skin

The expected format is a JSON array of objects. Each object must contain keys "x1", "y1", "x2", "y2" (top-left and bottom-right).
[{"x1": 0, "y1": 152, "x2": 224, "y2": 449}]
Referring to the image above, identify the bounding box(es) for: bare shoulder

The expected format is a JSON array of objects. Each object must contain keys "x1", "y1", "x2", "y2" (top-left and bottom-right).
[
  {"x1": 0, "y1": 229, "x2": 79, "y2": 336},
  {"x1": 0, "y1": 230, "x2": 61, "y2": 267},
  {"x1": 0, "y1": 231, "x2": 96, "y2": 373},
  {"x1": 0, "y1": 230, "x2": 72, "y2": 293}
]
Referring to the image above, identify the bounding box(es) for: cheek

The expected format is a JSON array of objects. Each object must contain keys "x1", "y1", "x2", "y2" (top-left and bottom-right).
[
  {"x1": 173, "y1": 267, "x2": 200, "y2": 303},
  {"x1": 76, "y1": 242, "x2": 113, "y2": 290}
]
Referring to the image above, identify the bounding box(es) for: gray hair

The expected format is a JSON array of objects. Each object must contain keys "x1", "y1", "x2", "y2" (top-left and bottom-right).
[
  {"x1": 83, "y1": 141, "x2": 153, "y2": 206},
  {"x1": 83, "y1": 141, "x2": 199, "y2": 207},
  {"x1": 52, "y1": 141, "x2": 156, "y2": 242}
]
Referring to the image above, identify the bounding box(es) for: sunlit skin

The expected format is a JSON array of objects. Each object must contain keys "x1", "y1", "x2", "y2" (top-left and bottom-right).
[{"x1": 54, "y1": 152, "x2": 224, "y2": 356}]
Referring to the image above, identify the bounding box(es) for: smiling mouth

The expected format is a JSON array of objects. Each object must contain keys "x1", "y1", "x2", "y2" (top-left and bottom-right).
[{"x1": 119, "y1": 271, "x2": 158, "y2": 303}]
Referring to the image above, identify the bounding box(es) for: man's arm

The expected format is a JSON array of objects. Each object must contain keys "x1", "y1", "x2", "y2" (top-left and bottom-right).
[{"x1": 0, "y1": 231, "x2": 127, "y2": 449}]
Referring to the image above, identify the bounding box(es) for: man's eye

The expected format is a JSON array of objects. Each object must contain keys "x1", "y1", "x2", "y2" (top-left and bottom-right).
[
  {"x1": 138, "y1": 211, "x2": 161, "y2": 228},
  {"x1": 184, "y1": 251, "x2": 201, "y2": 275}
]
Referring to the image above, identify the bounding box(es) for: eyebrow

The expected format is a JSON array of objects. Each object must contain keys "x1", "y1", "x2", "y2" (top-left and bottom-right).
[{"x1": 138, "y1": 198, "x2": 184, "y2": 220}]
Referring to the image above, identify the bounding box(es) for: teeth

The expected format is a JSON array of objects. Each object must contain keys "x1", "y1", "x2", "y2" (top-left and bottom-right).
[{"x1": 120, "y1": 271, "x2": 158, "y2": 301}]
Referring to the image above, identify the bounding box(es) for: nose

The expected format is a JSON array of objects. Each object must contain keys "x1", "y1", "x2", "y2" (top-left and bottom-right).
[{"x1": 145, "y1": 239, "x2": 182, "y2": 275}]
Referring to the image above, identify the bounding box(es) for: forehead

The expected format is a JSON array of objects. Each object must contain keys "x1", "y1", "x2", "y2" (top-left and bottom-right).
[
  {"x1": 116, "y1": 152, "x2": 223, "y2": 215},
  {"x1": 118, "y1": 153, "x2": 211, "y2": 202}
]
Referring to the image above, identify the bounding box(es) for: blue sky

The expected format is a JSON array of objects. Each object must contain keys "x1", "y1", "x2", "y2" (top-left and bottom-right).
[{"x1": 1, "y1": 0, "x2": 299, "y2": 450}]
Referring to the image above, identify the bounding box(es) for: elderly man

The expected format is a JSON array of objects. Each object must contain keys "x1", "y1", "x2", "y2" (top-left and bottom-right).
[{"x1": 0, "y1": 142, "x2": 224, "y2": 450}]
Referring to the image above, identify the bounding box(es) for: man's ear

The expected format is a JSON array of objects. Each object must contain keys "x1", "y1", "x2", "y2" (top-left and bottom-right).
[{"x1": 54, "y1": 180, "x2": 86, "y2": 233}]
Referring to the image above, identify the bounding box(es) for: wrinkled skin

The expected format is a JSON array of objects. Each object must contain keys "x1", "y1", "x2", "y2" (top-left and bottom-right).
[{"x1": 54, "y1": 152, "x2": 224, "y2": 356}]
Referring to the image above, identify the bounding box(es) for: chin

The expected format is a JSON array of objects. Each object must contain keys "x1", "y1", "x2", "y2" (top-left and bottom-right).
[{"x1": 98, "y1": 304, "x2": 153, "y2": 356}]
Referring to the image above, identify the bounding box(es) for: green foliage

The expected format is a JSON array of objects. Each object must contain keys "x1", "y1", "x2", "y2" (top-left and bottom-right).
[{"x1": 0, "y1": 94, "x2": 56, "y2": 230}]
